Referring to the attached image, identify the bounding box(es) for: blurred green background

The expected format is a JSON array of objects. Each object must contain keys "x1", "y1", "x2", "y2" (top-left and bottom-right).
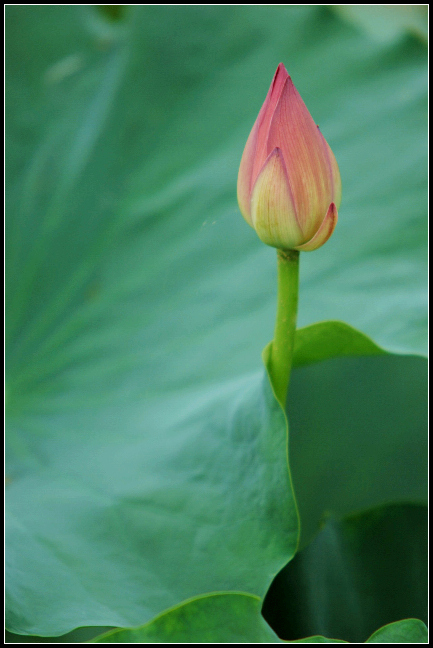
[{"x1": 6, "y1": 5, "x2": 427, "y2": 642}]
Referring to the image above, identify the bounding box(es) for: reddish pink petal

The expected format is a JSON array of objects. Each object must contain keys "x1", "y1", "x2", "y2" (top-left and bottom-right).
[
  {"x1": 237, "y1": 120, "x2": 259, "y2": 226},
  {"x1": 317, "y1": 126, "x2": 342, "y2": 209},
  {"x1": 252, "y1": 63, "x2": 290, "y2": 187},
  {"x1": 267, "y1": 78, "x2": 335, "y2": 239},
  {"x1": 237, "y1": 63, "x2": 290, "y2": 225},
  {"x1": 295, "y1": 202, "x2": 338, "y2": 251}
]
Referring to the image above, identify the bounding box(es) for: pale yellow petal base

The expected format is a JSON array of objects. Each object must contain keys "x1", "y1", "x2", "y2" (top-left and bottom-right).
[{"x1": 251, "y1": 148, "x2": 303, "y2": 250}]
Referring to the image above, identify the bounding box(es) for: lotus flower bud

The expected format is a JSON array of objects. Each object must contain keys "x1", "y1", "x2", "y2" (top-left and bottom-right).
[{"x1": 237, "y1": 63, "x2": 341, "y2": 251}]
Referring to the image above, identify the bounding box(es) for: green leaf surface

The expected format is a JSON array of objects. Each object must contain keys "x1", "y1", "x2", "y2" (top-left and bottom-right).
[
  {"x1": 263, "y1": 504, "x2": 427, "y2": 643},
  {"x1": 288, "y1": 353, "x2": 427, "y2": 545},
  {"x1": 291, "y1": 618, "x2": 429, "y2": 644},
  {"x1": 288, "y1": 638, "x2": 347, "y2": 644},
  {"x1": 90, "y1": 593, "x2": 283, "y2": 644},
  {"x1": 6, "y1": 4, "x2": 427, "y2": 637},
  {"x1": 5, "y1": 628, "x2": 113, "y2": 644},
  {"x1": 293, "y1": 321, "x2": 385, "y2": 368},
  {"x1": 331, "y1": 5, "x2": 428, "y2": 43},
  {"x1": 365, "y1": 619, "x2": 428, "y2": 643},
  {"x1": 6, "y1": 372, "x2": 296, "y2": 635}
]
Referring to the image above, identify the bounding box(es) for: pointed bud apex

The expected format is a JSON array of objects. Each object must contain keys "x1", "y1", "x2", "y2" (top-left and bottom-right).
[{"x1": 237, "y1": 63, "x2": 342, "y2": 251}]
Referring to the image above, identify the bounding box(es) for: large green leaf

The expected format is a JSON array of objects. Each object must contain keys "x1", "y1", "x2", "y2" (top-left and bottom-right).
[
  {"x1": 288, "y1": 353, "x2": 427, "y2": 545},
  {"x1": 6, "y1": 4, "x2": 427, "y2": 637},
  {"x1": 6, "y1": 372, "x2": 296, "y2": 635},
  {"x1": 262, "y1": 504, "x2": 427, "y2": 643}
]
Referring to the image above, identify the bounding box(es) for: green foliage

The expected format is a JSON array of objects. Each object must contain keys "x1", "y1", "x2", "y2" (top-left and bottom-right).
[
  {"x1": 263, "y1": 504, "x2": 427, "y2": 643},
  {"x1": 5, "y1": 628, "x2": 113, "y2": 644},
  {"x1": 96, "y1": 5, "x2": 128, "y2": 23},
  {"x1": 6, "y1": 4, "x2": 427, "y2": 643},
  {"x1": 6, "y1": 373, "x2": 297, "y2": 635},
  {"x1": 90, "y1": 594, "x2": 282, "y2": 644},
  {"x1": 288, "y1": 354, "x2": 427, "y2": 545},
  {"x1": 292, "y1": 322, "x2": 385, "y2": 368},
  {"x1": 365, "y1": 619, "x2": 428, "y2": 643}
]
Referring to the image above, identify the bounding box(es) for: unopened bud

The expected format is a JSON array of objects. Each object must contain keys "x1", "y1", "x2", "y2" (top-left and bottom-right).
[{"x1": 237, "y1": 63, "x2": 341, "y2": 251}]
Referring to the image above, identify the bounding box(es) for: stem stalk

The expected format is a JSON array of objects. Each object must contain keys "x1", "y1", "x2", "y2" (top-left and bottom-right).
[{"x1": 269, "y1": 249, "x2": 300, "y2": 406}]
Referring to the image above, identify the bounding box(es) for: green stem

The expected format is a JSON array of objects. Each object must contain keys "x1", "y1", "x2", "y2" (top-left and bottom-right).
[{"x1": 269, "y1": 248, "x2": 300, "y2": 406}]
